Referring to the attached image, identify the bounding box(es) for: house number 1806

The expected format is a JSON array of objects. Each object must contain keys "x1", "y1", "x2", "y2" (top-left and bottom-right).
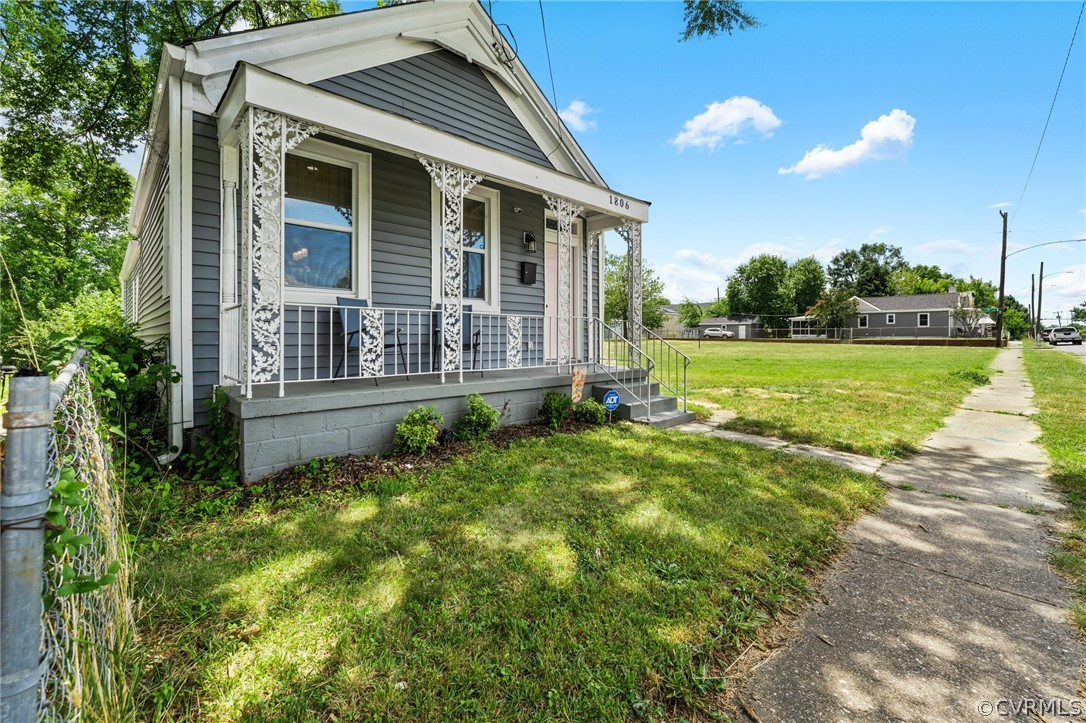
[{"x1": 608, "y1": 194, "x2": 630, "y2": 210}]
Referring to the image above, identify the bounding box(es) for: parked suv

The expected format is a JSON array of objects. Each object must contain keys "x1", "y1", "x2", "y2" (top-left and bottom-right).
[
  {"x1": 1049, "y1": 327, "x2": 1083, "y2": 345},
  {"x1": 703, "y1": 327, "x2": 734, "y2": 338}
]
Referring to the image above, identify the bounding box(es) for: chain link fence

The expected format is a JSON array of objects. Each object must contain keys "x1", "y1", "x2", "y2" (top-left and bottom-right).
[{"x1": 1, "y1": 350, "x2": 133, "y2": 722}]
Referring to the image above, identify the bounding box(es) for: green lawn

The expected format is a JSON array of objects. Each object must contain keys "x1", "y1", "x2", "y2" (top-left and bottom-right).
[
  {"x1": 1021, "y1": 349, "x2": 1086, "y2": 632},
  {"x1": 135, "y1": 425, "x2": 881, "y2": 721},
  {"x1": 671, "y1": 342, "x2": 999, "y2": 458}
]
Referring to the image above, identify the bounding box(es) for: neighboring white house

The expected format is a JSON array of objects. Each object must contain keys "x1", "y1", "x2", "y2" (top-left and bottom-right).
[{"x1": 121, "y1": 0, "x2": 690, "y2": 479}]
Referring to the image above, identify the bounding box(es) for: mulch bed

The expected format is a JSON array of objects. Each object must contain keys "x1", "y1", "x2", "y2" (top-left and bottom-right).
[{"x1": 230, "y1": 420, "x2": 603, "y2": 511}]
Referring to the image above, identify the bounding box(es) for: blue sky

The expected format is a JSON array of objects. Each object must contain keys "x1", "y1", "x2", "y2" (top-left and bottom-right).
[
  {"x1": 481, "y1": 0, "x2": 1086, "y2": 318},
  {"x1": 119, "y1": 1, "x2": 1086, "y2": 320}
]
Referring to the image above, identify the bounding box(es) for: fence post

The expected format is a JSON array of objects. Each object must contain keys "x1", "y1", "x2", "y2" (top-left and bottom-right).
[{"x1": 1, "y1": 373, "x2": 52, "y2": 723}]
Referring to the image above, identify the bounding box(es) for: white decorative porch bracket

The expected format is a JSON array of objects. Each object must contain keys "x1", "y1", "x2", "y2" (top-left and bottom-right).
[
  {"x1": 616, "y1": 220, "x2": 643, "y2": 334},
  {"x1": 238, "y1": 108, "x2": 320, "y2": 396},
  {"x1": 419, "y1": 157, "x2": 482, "y2": 375},
  {"x1": 507, "y1": 315, "x2": 522, "y2": 368},
  {"x1": 544, "y1": 195, "x2": 583, "y2": 364}
]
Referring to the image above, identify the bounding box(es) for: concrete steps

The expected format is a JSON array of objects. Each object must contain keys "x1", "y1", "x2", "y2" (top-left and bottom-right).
[{"x1": 590, "y1": 383, "x2": 696, "y2": 428}]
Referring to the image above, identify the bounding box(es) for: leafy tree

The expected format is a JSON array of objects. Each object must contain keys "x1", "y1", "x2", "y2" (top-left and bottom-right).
[
  {"x1": 1072, "y1": 301, "x2": 1086, "y2": 325},
  {"x1": 827, "y1": 243, "x2": 907, "y2": 297},
  {"x1": 892, "y1": 264, "x2": 956, "y2": 295},
  {"x1": 677, "y1": 298, "x2": 705, "y2": 328},
  {"x1": 604, "y1": 253, "x2": 669, "y2": 330},
  {"x1": 1004, "y1": 295, "x2": 1028, "y2": 315},
  {"x1": 788, "y1": 256, "x2": 826, "y2": 316},
  {"x1": 680, "y1": 0, "x2": 760, "y2": 41},
  {"x1": 1002, "y1": 308, "x2": 1028, "y2": 340},
  {"x1": 1, "y1": 180, "x2": 128, "y2": 342},
  {"x1": 725, "y1": 254, "x2": 792, "y2": 329},
  {"x1": 807, "y1": 289, "x2": 858, "y2": 336},
  {"x1": 953, "y1": 304, "x2": 987, "y2": 337},
  {"x1": 955, "y1": 276, "x2": 997, "y2": 309},
  {"x1": 703, "y1": 298, "x2": 730, "y2": 319}
]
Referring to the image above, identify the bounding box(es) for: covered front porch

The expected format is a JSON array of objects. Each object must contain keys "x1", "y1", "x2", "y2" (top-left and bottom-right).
[{"x1": 215, "y1": 63, "x2": 650, "y2": 401}]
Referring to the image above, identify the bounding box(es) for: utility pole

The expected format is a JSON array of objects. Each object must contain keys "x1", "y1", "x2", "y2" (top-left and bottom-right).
[
  {"x1": 994, "y1": 210, "x2": 1008, "y2": 347},
  {"x1": 1030, "y1": 273, "x2": 1035, "y2": 338},
  {"x1": 1036, "y1": 261, "x2": 1044, "y2": 347}
]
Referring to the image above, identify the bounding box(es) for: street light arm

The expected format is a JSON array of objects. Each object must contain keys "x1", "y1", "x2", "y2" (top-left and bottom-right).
[{"x1": 1005, "y1": 238, "x2": 1086, "y2": 258}]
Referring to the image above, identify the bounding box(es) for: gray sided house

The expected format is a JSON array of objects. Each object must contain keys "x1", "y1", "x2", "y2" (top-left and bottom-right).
[
  {"x1": 122, "y1": 0, "x2": 690, "y2": 480},
  {"x1": 698, "y1": 314, "x2": 764, "y2": 339},
  {"x1": 850, "y1": 291, "x2": 984, "y2": 338}
]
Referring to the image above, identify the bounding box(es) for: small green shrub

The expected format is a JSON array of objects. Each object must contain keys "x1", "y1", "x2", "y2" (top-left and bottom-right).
[
  {"x1": 572, "y1": 398, "x2": 608, "y2": 424},
  {"x1": 950, "y1": 369, "x2": 990, "y2": 385},
  {"x1": 395, "y1": 405, "x2": 444, "y2": 455},
  {"x1": 538, "y1": 390, "x2": 572, "y2": 430},
  {"x1": 453, "y1": 393, "x2": 499, "y2": 442}
]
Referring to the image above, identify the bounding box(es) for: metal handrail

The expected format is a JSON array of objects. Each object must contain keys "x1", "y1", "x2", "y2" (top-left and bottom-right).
[
  {"x1": 628, "y1": 321, "x2": 691, "y2": 413},
  {"x1": 594, "y1": 319, "x2": 655, "y2": 420}
]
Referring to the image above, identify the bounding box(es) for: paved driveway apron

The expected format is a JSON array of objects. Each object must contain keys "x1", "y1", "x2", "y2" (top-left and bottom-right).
[{"x1": 742, "y1": 349, "x2": 1084, "y2": 722}]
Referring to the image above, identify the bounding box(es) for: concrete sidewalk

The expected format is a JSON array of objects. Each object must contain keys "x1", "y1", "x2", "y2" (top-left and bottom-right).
[{"x1": 740, "y1": 349, "x2": 1084, "y2": 722}]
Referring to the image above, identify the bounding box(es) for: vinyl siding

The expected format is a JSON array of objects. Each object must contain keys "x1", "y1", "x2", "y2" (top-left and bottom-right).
[
  {"x1": 195, "y1": 134, "x2": 595, "y2": 400},
  {"x1": 312, "y1": 49, "x2": 553, "y2": 169},
  {"x1": 191, "y1": 113, "x2": 222, "y2": 426},
  {"x1": 854, "y1": 310, "x2": 953, "y2": 337},
  {"x1": 131, "y1": 166, "x2": 170, "y2": 342}
]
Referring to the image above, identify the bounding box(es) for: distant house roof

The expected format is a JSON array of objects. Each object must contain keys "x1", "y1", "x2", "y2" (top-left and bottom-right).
[
  {"x1": 701, "y1": 314, "x2": 761, "y2": 325},
  {"x1": 856, "y1": 292, "x2": 964, "y2": 312}
]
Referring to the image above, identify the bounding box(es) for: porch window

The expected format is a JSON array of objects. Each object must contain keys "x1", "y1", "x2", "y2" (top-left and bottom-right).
[
  {"x1": 432, "y1": 185, "x2": 500, "y2": 312},
  {"x1": 283, "y1": 140, "x2": 371, "y2": 300}
]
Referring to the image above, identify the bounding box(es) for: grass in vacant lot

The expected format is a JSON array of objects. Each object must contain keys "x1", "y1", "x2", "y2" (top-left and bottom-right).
[
  {"x1": 671, "y1": 342, "x2": 998, "y2": 458},
  {"x1": 135, "y1": 425, "x2": 881, "y2": 721},
  {"x1": 1022, "y1": 349, "x2": 1086, "y2": 632}
]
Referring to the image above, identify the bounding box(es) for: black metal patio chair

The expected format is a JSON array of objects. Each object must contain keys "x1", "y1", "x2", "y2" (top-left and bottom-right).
[{"x1": 333, "y1": 297, "x2": 409, "y2": 383}]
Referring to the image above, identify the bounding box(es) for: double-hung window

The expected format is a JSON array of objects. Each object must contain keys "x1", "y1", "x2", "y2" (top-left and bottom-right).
[
  {"x1": 918, "y1": 312, "x2": 930, "y2": 328},
  {"x1": 283, "y1": 140, "x2": 371, "y2": 301},
  {"x1": 858, "y1": 315, "x2": 868, "y2": 328},
  {"x1": 432, "y1": 185, "x2": 500, "y2": 311},
  {"x1": 886, "y1": 313, "x2": 895, "y2": 325}
]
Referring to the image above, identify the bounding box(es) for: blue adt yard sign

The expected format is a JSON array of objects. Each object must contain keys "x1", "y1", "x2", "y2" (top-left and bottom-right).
[{"x1": 603, "y1": 390, "x2": 620, "y2": 411}]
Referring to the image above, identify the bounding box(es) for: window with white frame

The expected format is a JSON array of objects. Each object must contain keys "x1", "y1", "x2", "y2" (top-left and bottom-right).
[
  {"x1": 918, "y1": 312, "x2": 930, "y2": 327},
  {"x1": 858, "y1": 315, "x2": 868, "y2": 328},
  {"x1": 283, "y1": 140, "x2": 371, "y2": 301},
  {"x1": 886, "y1": 313, "x2": 896, "y2": 325},
  {"x1": 432, "y1": 185, "x2": 501, "y2": 311}
]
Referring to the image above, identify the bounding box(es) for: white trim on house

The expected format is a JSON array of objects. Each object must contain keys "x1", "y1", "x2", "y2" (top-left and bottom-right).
[
  {"x1": 180, "y1": 0, "x2": 606, "y2": 186},
  {"x1": 918, "y1": 312, "x2": 930, "y2": 328},
  {"x1": 180, "y1": 80, "x2": 195, "y2": 430},
  {"x1": 164, "y1": 75, "x2": 185, "y2": 454},
  {"x1": 216, "y1": 63, "x2": 647, "y2": 226},
  {"x1": 858, "y1": 314, "x2": 869, "y2": 328},
  {"x1": 886, "y1": 313, "x2": 895, "y2": 325},
  {"x1": 283, "y1": 138, "x2": 373, "y2": 305},
  {"x1": 430, "y1": 184, "x2": 501, "y2": 313},
  {"x1": 854, "y1": 297, "x2": 881, "y2": 313}
]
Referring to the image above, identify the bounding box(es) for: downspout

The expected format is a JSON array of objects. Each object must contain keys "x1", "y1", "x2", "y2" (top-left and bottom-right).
[{"x1": 161, "y1": 72, "x2": 185, "y2": 465}]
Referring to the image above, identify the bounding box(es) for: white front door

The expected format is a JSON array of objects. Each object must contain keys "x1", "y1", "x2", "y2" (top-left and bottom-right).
[
  {"x1": 738, "y1": 325, "x2": 747, "y2": 339},
  {"x1": 544, "y1": 218, "x2": 581, "y2": 361}
]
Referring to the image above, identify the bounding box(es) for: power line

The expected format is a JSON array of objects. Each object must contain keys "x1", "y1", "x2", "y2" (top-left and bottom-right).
[
  {"x1": 1011, "y1": 0, "x2": 1085, "y2": 224},
  {"x1": 537, "y1": 0, "x2": 558, "y2": 111}
]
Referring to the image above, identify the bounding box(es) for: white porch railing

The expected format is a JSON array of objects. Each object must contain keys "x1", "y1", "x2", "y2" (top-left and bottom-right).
[{"x1": 225, "y1": 303, "x2": 614, "y2": 392}]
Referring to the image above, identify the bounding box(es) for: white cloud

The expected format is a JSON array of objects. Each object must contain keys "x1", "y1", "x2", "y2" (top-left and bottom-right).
[
  {"x1": 671, "y1": 96, "x2": 782, "y2": 151},
  {"x1": 868, "y1": 225, "x2": 892, "y2": 241},
  {"x1": 559, "y1": 99, "x2": 597, "y2": 133},
  {"x1": 1042, "y1": 264, "x2": 1086, "y2": 316},
  {"x1": 987, "y1": 201, "x2": 1013, "y2": 209},
  {"x1": 779, "y1": 108, "x2": 916, "y2": 179},
  {"x1": 917, "y1": 239, "x2": 979, "y2": 255}
]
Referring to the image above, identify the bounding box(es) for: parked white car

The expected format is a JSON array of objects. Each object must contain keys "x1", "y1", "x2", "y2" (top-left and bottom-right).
[
  {"x1": 1049, "y1": 327, "x2": 1083, "y2": 345},
  {"x1": 703, "y1": 327, "x2": 734, "y2": 339}
]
